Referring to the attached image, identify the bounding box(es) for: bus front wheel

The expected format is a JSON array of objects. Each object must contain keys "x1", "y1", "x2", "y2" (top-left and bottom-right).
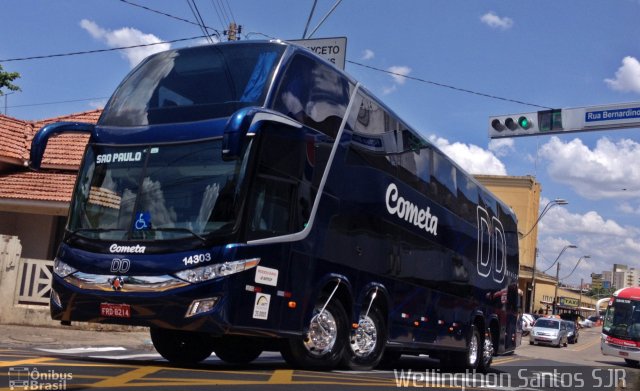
[
  {"x1": 212, "y1": 336, "x2": 263, "y2": 364},
  {"x1": 150, "y1": 327, "x2": 214, "y2": 364},
  {"x1": 281, "y1": 298, "x2": 348, "y2": 370}
]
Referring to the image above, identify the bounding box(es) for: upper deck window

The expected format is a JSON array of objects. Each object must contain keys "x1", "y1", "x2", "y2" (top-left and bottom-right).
[
  {"x1": 100, "y1": 43, "x2": 285, "y2": 126},
  {"x1": 273, "y1": 54, "x2": 353, "y2": 138}
]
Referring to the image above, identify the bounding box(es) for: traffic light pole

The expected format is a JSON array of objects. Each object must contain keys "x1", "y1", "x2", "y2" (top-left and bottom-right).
[{"x1": 489, "y1": 101, "x2": 640, "y2": 139}]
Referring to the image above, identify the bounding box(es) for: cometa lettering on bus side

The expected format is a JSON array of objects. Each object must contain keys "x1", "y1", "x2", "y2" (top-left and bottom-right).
[{"x1": 385, "y1": 183, "x2": 438, "y2": 236}]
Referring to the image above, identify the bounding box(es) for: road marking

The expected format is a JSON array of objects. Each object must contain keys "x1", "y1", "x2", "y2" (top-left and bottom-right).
[
  {"x1": 268, "y1": 369, "x2": 293, "y2": 383},
  {"x1": 91, "y1": 365, "x2": 162, "y2": 387},
  {"x1": 0, "y1": 356, "x2": 56, "y2": 367},
  {"x1": 572, "y1": 337, "x2": 600, "y2": 352},
  {"x1": 493, "y1": 356, "x2": 527, "y2": 365}
]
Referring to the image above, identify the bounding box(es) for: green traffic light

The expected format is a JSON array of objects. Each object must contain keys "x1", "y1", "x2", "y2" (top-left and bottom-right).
[{"x1": 518, "y1": 116, "x2": 531, "y2": 129}]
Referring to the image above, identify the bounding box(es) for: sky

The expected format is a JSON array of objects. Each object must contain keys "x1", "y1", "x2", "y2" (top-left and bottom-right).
[{"x1": 2, "y1": 0, "x2": 640, "y2": 287}]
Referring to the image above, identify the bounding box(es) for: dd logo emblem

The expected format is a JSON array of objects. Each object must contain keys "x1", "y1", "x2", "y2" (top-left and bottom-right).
[{"x1": 110, "y1": 258, "x2": 131, "y2": 274}]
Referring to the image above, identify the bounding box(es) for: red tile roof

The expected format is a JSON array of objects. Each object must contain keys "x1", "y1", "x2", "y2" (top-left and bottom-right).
[
  {"x1": 0, "y1": 114, "x2": 30, "y2": 165},
  {"x1": 0, "y1": 171, "x2": 77, "y2": 202},
  {"x1": 0, "y1": 109, "x2": 100, "y2": 169},
  {"x1": 0, "y1": 109, "x2": 101, "y2": 203}
]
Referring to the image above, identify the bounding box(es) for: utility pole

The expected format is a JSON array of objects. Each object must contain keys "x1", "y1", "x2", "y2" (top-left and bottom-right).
[
  {"x1": 578, "y1": 277, "x2": 584, "y2": 318},
  {"x1": 553, "y1": 262, "x2": 561, "y2": 315},
  {"x1": 3, "y1": 91, "x2": 15, "y2": 116},
  {"x1": 225, "y1": 22, "x2": 242, "y2": 41}
]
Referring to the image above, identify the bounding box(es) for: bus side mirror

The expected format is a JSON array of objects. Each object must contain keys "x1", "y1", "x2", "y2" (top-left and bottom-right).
[
  {"x1": 30, "y1": 122, "x2": 95, "y2": 170},
  {"x1": 222, "y1": 107, "x2": 302, "y2": 161}
]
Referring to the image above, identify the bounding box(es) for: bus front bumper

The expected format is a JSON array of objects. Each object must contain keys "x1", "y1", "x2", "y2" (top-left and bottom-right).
[
  {"x1": 601, "y1": 334, "x2": 640, "y2": 362},
  {"x1": 49, "y1": 274, "x2": 231, "y2": 333}
]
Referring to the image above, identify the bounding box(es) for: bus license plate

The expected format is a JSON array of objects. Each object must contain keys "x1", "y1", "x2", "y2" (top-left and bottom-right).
[
  {"x1": 100, "y1": 303, "x2": 131, "y2": 318},
  {"x1": 619, "y1": 351, "x2": 629, "y2": 357}
]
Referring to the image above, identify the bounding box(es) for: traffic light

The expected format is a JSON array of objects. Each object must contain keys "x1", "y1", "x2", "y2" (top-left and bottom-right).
[{"x1": 489, "y1": 110, "x2": 563, "y2": 138}]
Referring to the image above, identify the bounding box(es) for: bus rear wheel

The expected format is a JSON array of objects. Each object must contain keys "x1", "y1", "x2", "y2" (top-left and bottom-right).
[
  {"x1": 341, "y1": 307, "x2": 386, "y2": 370},
  {"x1": 150, "y1": 327, "x2": 214, "y2": 364},
  {"x1": 212, "y1": 336, "x2": 262, "y2": 364},
  {"x1": 281, "y1": 297, "x2": 348, "y2": 370}
]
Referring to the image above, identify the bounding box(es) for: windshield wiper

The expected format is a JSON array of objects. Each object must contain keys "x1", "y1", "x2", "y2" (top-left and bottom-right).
[
  {"x1": 66, "y1": 228, "x2": 127, "y2": 241},
  {"x1": 149, "y1": 228, "x2": 208, "y2": 243}
]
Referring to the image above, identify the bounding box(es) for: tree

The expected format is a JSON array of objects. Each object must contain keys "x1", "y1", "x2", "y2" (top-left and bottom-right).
[{"x1": 0, "y1": 64, "x2": 21, "y2": 96}]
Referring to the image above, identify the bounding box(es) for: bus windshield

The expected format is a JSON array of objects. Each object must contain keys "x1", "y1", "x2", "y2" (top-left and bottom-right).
[
  {"x1": 99, "y1": 43, "x2": 285, "y2": 126},
  {"x1": 603, "y1": 299, "x2": 640, "y2": 341},
  {"x1": 68, "y1": 139, "x2": 249, "y2": 241}
]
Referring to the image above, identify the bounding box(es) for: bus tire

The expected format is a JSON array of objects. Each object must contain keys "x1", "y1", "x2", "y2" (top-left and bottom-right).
[
  {"x1": 443, "y1": 326, "x2": 483, "y2": 372},
  {"x1": 212, "y1": 336, "x2": 262, "y2": 364},
  {"x1": 477, "y1": 328, "x2": 494, "y2": 372},
  {"x1": 341, "y1": 307, "x2": 386, "y2": 370},
  {"x1": 281, "y1": 297, "x2": 348, "y2": 370},
  {"x1": 150, "y1": 327, "x2": 213, "y2": 364}
]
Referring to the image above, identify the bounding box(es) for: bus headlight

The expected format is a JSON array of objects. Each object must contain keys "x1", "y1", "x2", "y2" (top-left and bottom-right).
[
  {"x1": 53, "y1": 258, "x2": 77, "y2": 278},
  {"x1": 175, "y1": 258, "x2": 260, "y2": 283}
]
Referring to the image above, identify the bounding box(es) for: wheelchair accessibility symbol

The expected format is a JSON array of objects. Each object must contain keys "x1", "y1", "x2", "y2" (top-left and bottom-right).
[{"x1": 134, "y1": 212, "x2": 151, "y2": 230}]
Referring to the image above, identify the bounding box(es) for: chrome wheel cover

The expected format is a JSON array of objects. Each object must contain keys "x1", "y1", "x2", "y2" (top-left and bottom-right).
[
  {"x1": 304, "y1": 309, "x2": 338, "y2": 356},
  {"x1": 468, "y1": 333, "x2": 479, "y2": 365},
  {"x1": 350, "y1": 315, "x2": 378, "y2": 358}
]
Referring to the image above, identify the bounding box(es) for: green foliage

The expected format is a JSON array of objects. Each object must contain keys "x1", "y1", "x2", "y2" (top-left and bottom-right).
[{"x1": 0, "y1": 64, "x2": 21, "y2": 96}]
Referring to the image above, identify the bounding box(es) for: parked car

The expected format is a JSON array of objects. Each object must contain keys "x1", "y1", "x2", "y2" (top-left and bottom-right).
[
  {"x1": 564, "y1": 320, "x2": 579, "y2": 344},
  {"x1": 579, "y1": 315, "x2": 602, "y2": 329},
  {"x1": 522, "y1": 313, "x2": 536, "y2": 336},
  {"x1": 529, "y1": 317, "x2": 568, "y2": 347}
]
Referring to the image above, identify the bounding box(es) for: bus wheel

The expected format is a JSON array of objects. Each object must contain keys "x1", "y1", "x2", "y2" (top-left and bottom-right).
[
  {"x1": 443, "y1": 326, "x2": 482, "y2": 371},
  {"x1": 150, "y1": 328, "x2": 213, "y2": 364},
  {"x1": 341, "y1": 307, "x2": 386, "y2": 370},
  {"x1": 212, "y1": 336, "x2": 262, "y2": 364},
  {"x1": 281, "y1": 298, "x2": 348, "y2": 370},
  {"x1": 478, "y1": 328, "x2": 494, "y2": 372}
]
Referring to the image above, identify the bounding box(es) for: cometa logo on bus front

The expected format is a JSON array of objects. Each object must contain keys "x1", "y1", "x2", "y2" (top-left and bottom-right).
[{"x1": 385, "y1": 183, "x2": 438, "y2": 236}]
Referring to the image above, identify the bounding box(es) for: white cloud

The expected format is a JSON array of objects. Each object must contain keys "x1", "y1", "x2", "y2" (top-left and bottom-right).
[
  {"x1": 480, "y1": 11, "x2": 514, "y2": 30},
  {"x1": 539, "y1": 202, "x2": 627, "y2": 237},
  {"x1": 87, "y1": 99, "x2": 106, "y2": 110},
  {"x1": 535, "y1": 198, "x2": 640, "y2": 284},
  {"x1": 429, "y1": 136, "x2": 507, "y2": 175},
  {"x1": 488, "y1": 138, "x2": 515, "y2": 157},
  {"x1": 80, "y1": 19, "x2": 170, "y2": 68},
  {"x1": 387, "y1": 65, "x2": 411, "y2": 85},
  {"x1": 538, "y1": 136, "x2": 640, "y2": 199},
  {"x1": 362, "y1": 49, "x2": 375, "y2": 61},
  {"x1": 604, "y1": 56, "x2": 640, "y2": 93}
]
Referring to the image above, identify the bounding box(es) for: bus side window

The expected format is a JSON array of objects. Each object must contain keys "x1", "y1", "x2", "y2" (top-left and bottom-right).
[
  {"x1": 273, "y1": 54, "x2": 352, "y2": 138},
  {"x1": 457, "y1": 172, "x2": 478, "y2": 224},
  {"x1": 431, "y1": 151, "x2": 457, "y2": 211}
]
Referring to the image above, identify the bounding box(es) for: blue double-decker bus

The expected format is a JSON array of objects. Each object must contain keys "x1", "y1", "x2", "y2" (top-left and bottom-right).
[{"x1": 30, "y1": 40, "x2": 520, "y2": 371}]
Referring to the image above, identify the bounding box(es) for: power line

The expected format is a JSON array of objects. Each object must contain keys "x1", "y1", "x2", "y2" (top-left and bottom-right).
[
  {"x1": 186, "y1": 0, "x2": 214, "y2": 44},
  {"x1": 211, "y1": 0, "x2": 229, "y2": 30},
  {"x1": 7, "y1": 96, "x2": 110, "y2": 109},
  {"x1": 119, "y1": 0, "x2": 220, "y2": 38},
  {"x1": 347, "y1": 60, "x2": 553, "y2": 109},
  {"x1": 0, "y1": 35, "x2": 205, "y2": 63},
  {"x1": 222, "y1": 0, "x2": 236, "y2": 23}
]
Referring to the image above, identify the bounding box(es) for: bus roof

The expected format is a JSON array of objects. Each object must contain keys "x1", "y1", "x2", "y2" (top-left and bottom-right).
[{"x1": 613, "y1": 286, "x2": 640, "y2": 300}]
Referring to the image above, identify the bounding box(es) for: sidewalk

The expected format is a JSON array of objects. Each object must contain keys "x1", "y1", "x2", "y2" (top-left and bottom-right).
[{"x1": 0, "y1": 323, "x2": 151, "y2": 350}]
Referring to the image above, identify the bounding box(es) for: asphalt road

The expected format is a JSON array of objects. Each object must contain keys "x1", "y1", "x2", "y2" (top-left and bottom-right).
[{"x1": 0, "y1": 325, "x2": 638, "y2": 390}]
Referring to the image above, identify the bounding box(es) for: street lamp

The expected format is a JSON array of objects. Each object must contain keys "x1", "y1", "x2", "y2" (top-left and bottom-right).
[
  {"x1": 551, "y1": 249, "x2": 582, "y2": 315},
  {"x1": 559, "y1": 255, "x2": 591, "y2": 281},
  {"x1": 525, "y1": 198, "x2": 569, "y2": 313},
  {"x1": 536, "y1": 243, "x2": 576, "y2": 314},
  {"x1": 520, "y1": 198, "x2": 568, "y2": 239}
]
